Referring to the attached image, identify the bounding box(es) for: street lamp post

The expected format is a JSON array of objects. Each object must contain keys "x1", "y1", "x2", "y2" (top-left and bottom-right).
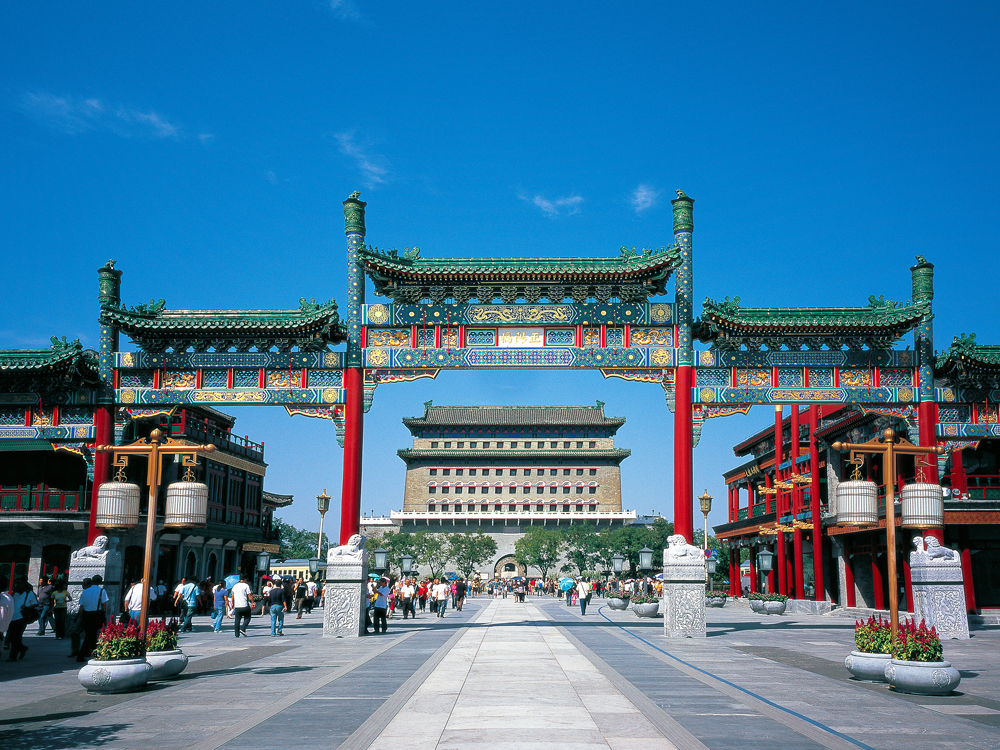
[
  {"x1": 308, "y1": 557, "x2": 320, "y2": 581},
  {"x1": 400, "y1": 554, "x2": 413, "y2": 576},
  {"x1": 832, "y1": 428, "x2": 947, "y2": 647},
  {"x1": 757, "y1": 547, "x2": 774, "y2": 593},
  {"x1": 699, "y1": 490, "x2": 713, "y2": 550},
  {"x1": 316, "y1": 489, "x2": 331, "y2": 559},
  {"x1": 373, "y1": 547, "x2": 388, "y2": 573},
  {"x1": 95, "y1": 429, "x2": 216, "y2": 644},
  {"x1": 638, "y1": 547, "x2": 653, "y2": 573}
]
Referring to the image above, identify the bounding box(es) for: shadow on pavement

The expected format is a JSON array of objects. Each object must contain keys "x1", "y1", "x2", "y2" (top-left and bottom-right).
[
  {"x1": 0, "y1": 722, "x2": 132, "y2": 749},
  {"x1": 0, "y1": 711, "x2": 94, "y2": 727}
]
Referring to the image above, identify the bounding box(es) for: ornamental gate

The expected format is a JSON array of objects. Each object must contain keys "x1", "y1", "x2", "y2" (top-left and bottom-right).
[{"x1": 88, "y1": 190, "x2": 995, "y2": 557}]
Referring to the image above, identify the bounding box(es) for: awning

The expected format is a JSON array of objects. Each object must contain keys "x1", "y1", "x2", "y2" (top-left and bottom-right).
[{"x1": 0, "y1": 439, "x2": 53, "y2": 452}]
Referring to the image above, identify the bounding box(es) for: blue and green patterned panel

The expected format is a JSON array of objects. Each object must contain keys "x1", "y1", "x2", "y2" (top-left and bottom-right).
[
  {"x1": 120, "y1": 370, "x2": 155, "y2": 388},
  {"x1": 308, "y1": 370, "x2": 344, "y2": 387},
  {"x1": 545, "y1": 329, "x2": 575, "y2": 346},
  {"x1": 712, "y1": 350, "x2": 915, "y2": 368},
  {"x1": 0, "y1": 408, "x2": 24, "y2": 426},
  {"x1": 115, "y1": 388, "x2": 345, "y2": 407},
  {"x1": 693, "y1": 386, "x2": 916, "y2": 405},
  {"x1": 606, "y1": 328, "x2": 624, "y2": 347},
  {"x1": 466, "y1": 330, "x2": 497, "y2": 346},
  {"x1": 938, "y1": 423, "x2": 1000, "y2": 438},
  {"x1": 233, "y1": 369, "x2": 260, "y2": 387},
  {"x1": 0, "y1": 426, "x2": 95, "y2": 440},
  {"x1": 938, "y1": 405, "x2": 971, "y2": 423},
  {"x1": 777, "y1": 369, "x2": 803, "y2": 387},
  {"x1": 202, "y1": 370, "x2": 228, "y2": 387},
  {"x1": 696, "y1": 369, "x2": 730, "y2": 387},
  {"x1": 810, "y1": 369, "x2": 834, "y2": 387},
  {"x1": 362, "y1": 346, "x2": 667, "y2": 370},
  {"x1": 59, "y1": 407, "x2": 93, "y2": 424},
  {"x1": 880, "y1": 369, "x2": 913, "y2": 387},
  {"x1": 115, "y1": 351, "x2": 344, "y2": 370},
  {"x1": 384, "y1": 302, "x2": 662, "y2": 328}
]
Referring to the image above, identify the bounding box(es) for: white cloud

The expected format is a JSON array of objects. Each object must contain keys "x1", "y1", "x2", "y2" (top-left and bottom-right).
[
  {"x1": 329, "y1": 0, "x2": 362, "y2": 21},
  {"x1": 265, "y1": 170, "x2": 279, "y2": 186},
  {"x1": 631, "y1": 184, "x2": 660, "y2": 214},
  {"x1": 521, "y1": 193, "x2": 584, "y2": 217},
  {"x1": 19, "y1": 91, "x2": 183, "y2": 140},
  {"x1": 334, "y1": 131, "x2": 389, "y2": 188},
  {"x1": 198, "y1": 133, "x2": 215, "y2": 145}
]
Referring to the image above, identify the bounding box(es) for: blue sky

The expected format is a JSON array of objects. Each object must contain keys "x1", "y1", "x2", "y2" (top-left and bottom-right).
[{"x1": 2, "y1": 3, "x2": 998, "y2": 537}]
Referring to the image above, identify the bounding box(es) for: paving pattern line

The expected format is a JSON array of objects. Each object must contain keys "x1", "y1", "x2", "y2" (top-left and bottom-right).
[
  {"x1": 595, "y1": 605, "x2": 876, "y2": 750},
  {"x1": 337, "y1": 600, "x2": 492, "y2": 750},
  {"x1": 186, "y1": 629, "x2": 418, "y2": 750},
  {"x1": 535, "y1": 604, "x2": 709, "y2": 750}
]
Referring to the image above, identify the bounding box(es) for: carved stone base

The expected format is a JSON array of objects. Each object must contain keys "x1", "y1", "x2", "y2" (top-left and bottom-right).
[
  {"x1": 662, "y1": 583, "x2": 706, "y2": 638},
  {"x1": 911, "y1": 561, "x2": 970, "y2": 640},
  {"x1": 323, "y1": 558, "x2": 368, "y2": 638},
  {"x1": 67, "y1": 537, "x2": 123, "y2": 619}
]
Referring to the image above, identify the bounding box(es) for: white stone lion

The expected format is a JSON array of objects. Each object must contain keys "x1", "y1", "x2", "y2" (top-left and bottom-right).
[
  {"x1": 665, "y1": 533, "x2": 703, "y2": 561},
  {"x1": 72, "y1": 536, "x2": 109, "y2": 562},
  {"x1": 327, "y1": 534, "x2": 368, "y2": 562},
  {"x1": 912, "y1": 536, "x2": 959, "y2": 564}
]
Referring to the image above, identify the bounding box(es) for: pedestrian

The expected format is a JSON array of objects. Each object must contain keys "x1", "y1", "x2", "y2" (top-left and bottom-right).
[
  {"x1": 400, "y1": 578, "x2": 415, "y2": 619},
  {"x1": 305, "y1": 578, "x2": 317, "y2": 614},
  {"x1": 293, "y1": 577, "x2": 307, "y2": 619},
  {"x1": 576, "y1": 577, "x2": 591, "y2": 616},
  {"x1": 433, "y1": 578, "x2": 449, "y2": 618},
  {"x1": 177, "y1": 576, "x2": 199, "y2": 632},
  {"x1": 36, "y1": 576, "x2": 55, "y2": 636},
  {"x1": 371, "y1": 577, "x2": 390, "y2": 634},
  {"x1": 267, "y1": 576, "x2": 289, "y2": 636},
  {"x1": 230, "y1": 574, "x2": 253, "y2": 638},
  {"x1": 155, "y1": 580, "x2": 167, "y2": 615},
  {"x1": 210, "y1": 581, "x2": 228, "y2": 632},
  {"x1": 0, "y1": 575, "x2": 13, "y2": 651},
  {"x1": 124, "y1": 579, "x2": 157, "y2": 625},
  {"x1": 417, "y1": 580, "x2": 428, "y2": 613},
  {"x1": 6, "y1": 578, "x2": 37, "y2": 662},
  {"x1": 50, "y1": 578, "x2": 71, "y2": 640},
  {"x1": 454, "y1": 578, "x2": 467, "y2": 611},
  {"x1": 76, "y1": 575, "x2": 109, "y2": 662}
]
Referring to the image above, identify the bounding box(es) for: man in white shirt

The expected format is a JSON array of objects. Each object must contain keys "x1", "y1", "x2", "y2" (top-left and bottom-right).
[
  {"x1": 433, "y1": 579, "x2": 449, "y2": 618},
  {"x1": 77, "y1": 575, "x2": 109, "y2": 662},
  {"x1": 230, "y1": 574, "x2": 253, "y2": 638},
  {"x1": 576, "y1": 577, "x2": 591, "y2": 616},
  {"x1": 123, "y1": 579, "x2": 157, "y2": 623},
  {"x1": 305, "y1": 579, "x2": 318, "y2": 614},
  {"x1": 399, "y1": 579, "x2": 416, "y2": 619}
]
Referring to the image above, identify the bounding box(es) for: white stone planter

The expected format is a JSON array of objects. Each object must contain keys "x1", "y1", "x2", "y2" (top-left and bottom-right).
[
  {"x1": 763, "y1": 600, "x2": 787, "y2": 615},
  {"x1": 845, "y1": 651, "x2": 891, "y2": 682},
  {"x1": 606, "y1": 597, "x2": 630, "y2": 611},
  {"x1": 749, "y1": 598, "x2": 765, "y2": 613},
  {"x1": 146, "y1": 649, "x2": 189, "y2": 681},
  {"x1": 885, "y1": 658, "x2": 962, "y2": 695},
  {"x1": 78, "y1": 658, "x2": 151, "y2": 694},
  {"x1": 632, "y1": 602, "x2": 660, "y2": 618},
  {"x1": 705, "y1": 596, "x2": 726, "y2": 608}
]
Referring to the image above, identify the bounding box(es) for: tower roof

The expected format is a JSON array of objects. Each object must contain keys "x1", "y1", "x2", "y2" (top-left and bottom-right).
[{"x1": 402, "y1": 402, "x2": 625, "y2": 431}]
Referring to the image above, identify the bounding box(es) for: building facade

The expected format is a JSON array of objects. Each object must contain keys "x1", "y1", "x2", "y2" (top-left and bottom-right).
[{"x1": 375, "y1": 402, "x2": 637, "y2": 578}]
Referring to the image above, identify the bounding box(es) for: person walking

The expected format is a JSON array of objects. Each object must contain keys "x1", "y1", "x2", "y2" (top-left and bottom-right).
[
  {"x1": 211, "y1": 581, "x2": 229, "y2": 633},
  {"x1": 454, "y1": 578, "x2": 467, "y2": 612},
  {"x1": 267, "y1": 577, "x2": 289, "y2": 636},
  {"x1": 294, "y1": 577, "x2": 308, "y2": 619},
  {"x1": 305, "y1": 579, "x2": 317, "y2": 614},
  {"x1": 6, "y1": 578, "x2": 37, "y2": 661},
  {"x1": 399, "y1": 578, "x2": 416, "y2": 619},
  {"x1": 230, "y1": 574, "x2": 253, "y2": 638},
  {"x1": 123, "y1": 579, "x2": 156, "y2": 624},
  {"x1": 417, "y1": 580, "x2": 428, "y2": 613},
  {"x1": 372, "y1": 577, "x2": 390, "y2": 634},
  {"x1": 76, "y1": 575, "x2": 109, "y2": 662},
  {"x1": 51, "y1": 579, "x2": 71, "y2": 640},
  {"x1": 177, "y1": 577, "x2": 199, "y2": 632},
  {"x1": 0, "y1": 575, "x2": 13, "y2": 652},
  {"x1": 35, "y1": 576, "x2": 55, "y2": 636},
  {"x1": 433, "y1": 578, "x2": 449, "y2": 618},
  {"x1": 576, "y1": 577, "x2": 591, "y2": 616},
  {"x1": 155, "y1": 580, "x2": 167, "y2": 615}
]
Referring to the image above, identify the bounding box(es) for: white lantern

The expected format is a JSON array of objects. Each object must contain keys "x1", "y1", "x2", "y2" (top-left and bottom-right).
[
  {"x1": 900, "y1": 482, "x2": 945, "y2": 528},
  {"x1": 164, "y1": 480, "x2": 209, "y2": 528},
  {"x1": 95, "y1": 481, "x2": 140, "y2": 528},
  {"x1": 835, "y1": 480, "x2": 878, "y2": 526}
]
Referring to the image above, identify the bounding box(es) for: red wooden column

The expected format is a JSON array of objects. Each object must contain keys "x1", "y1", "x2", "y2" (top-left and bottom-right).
[
  {"x1": 871, "y1": 532, "x2": 885, "y2": 611},
  {"x1": 809, "y1": 406, "x2": 824, "y2": 601},
  {"x1": 844, "y1": 550, "x2": 856, "y2": 607},
  {"x1": 791, "y1": 407, "x2": 805, "y2": 600},
  {"x1": 951, "y1": 450, "x2": 968, "y2": 495},
  {"x1": 774, "y1": 406, "x2": 787, "y2": 596},
  {"x1": 671, "y1": 190, "x2": 695, "y2": 543},
  {"x1": 673, "y1": 367, "x2": 694, "y2": 541},
  {"x1": 748, "y1": 549, "x2": 758, "y2": 593},
  {"x1": 961, "y1": 542, "x2": 977, "y2": 614},
  {"x1": 89, "y1": 404, "x2": 114, "y2": 543}
]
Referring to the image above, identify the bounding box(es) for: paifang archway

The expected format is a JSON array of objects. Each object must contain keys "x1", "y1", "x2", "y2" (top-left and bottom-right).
[{"x1": 93, "y1": 190, "x2": 964, "y2": 558}]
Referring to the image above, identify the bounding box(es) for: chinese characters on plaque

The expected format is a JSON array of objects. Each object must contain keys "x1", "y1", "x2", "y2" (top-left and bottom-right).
[{"x1": 497, "y1": 328, "x2": 544, "y2": 348}]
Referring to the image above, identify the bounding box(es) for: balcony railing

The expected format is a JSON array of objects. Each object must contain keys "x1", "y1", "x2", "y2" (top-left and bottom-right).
[
  {"x1": 1, "y1": 485, "x2": 85, "y2": 512},
  {"x1": 964, "y1": 474, "x2": 1000, "y2": 500},
  {"x1": 161, "y1": 417, "x2": 265, "y2": 461}
]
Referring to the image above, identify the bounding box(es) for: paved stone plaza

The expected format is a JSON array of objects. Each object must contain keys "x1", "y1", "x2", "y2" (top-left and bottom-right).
[{"x1": 1, "y1": 598, "x2": 998, "y2": 750}]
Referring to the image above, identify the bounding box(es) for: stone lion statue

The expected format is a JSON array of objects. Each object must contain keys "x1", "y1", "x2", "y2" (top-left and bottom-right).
[
  {"x1": 664, "y1": 533, "x2": 702, "y2": 561},
  {"x1": 327, "y1": 534, "x2": 368, "y2": 562},
  {"x1": 912, "y1": 536, "x2": 959, "y2": 564},
  {"x1": 72, "y1": 536, "x2": 109, "y2": 562}
]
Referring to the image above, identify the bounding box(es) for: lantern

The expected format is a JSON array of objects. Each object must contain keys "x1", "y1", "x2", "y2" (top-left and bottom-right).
[
  {"x1": 373, "y1": 547, "x2": 388, "y2": 572},
  {"x1": 612, "y1": 553, "x2": 624, "y2": 575},
  {"x1": 164, "y1": 474, "x2": 209, "y2": 528},
  {"x1": 638, "y1": 547, "x2": 653, "y2": 572},
  {"x1": 95, "y1": 480, "x2": 140, "y2": 528},
  {"x1": 400, "y1": 553, "x2": 413, "y2": 575},
  {"x1": 256, "y1": 551, "x2": 271, "y2": 572},
  {"x1": 308, "y1": 558, "x2": 320, "y2": 575},
  {"x1": 900, "y1": 482, "x2": 945, "y2": 528},
  {"x1": 835, "y1": 479, "x2": 878, "y2": 526},
  {"x1": 706, "y1": 557, "x2": 718, "y2": 576},
  {"x1": 757, "y1": 548, "x2": 775, "y2": 573}
]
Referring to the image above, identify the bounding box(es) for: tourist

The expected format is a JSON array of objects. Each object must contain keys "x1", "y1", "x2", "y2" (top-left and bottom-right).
[
  {"x1": 294, "y1": 577, "x2": 308, "y2": 619},
  {"x1": 155, "y1": 580, "x2": 167, "y2": 614},
  {"x1": 576, "y1": 577, "x2": 591, "y2": 616},
  {"x1": 305, "y1": 578, "x2": 317, "y2": 614},
  {"x1": 177, "y1": 576, "x2": 199, "y2": 632},
  {"x1": 400, "y1": 578, "x2": 416, "y2": 619},
  {"x1": 76, "y1": 575, "x2": 109, "y2": 662},
  {"x1": 211, "y1": 580, "x2": 228, "y2": 632},
  {"x1": 51, "y1": 579, "x2": 71, "y2": 640},
  {"x1": 267, "y1": 576, "x2": 289, "y2": 636},
  {"x1": 123, "y1": 579, "x2": 157, "y2": 624},
  {"x1": 35, "y1": 576, "x2": 55, "y2": 636},
  {"x1": 0, "y1": 575, "x2": 13, "y2": 651},
  {"x1": 6, "y1": 577, "x2": 36, "y2": 661},
  {"x1": 433, "y1": 578, "x2": 449, "y2": 618},
  {"x1": 230, "y1": 574, "x2": 253, "y2": 638},
  {"x1": 417, "y1": 579, "x2": 429, "y2": 613},
  {"x1": 455, "y1": 578, "x2": 467, "y2": 611},
  {"x1": 372, "y1": 577, "x2": 390, "y2": 633}
]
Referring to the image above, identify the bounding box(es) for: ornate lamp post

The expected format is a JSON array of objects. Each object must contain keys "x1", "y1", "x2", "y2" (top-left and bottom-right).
[
  {"x1": 316, "y1": 489, "x2": 331, "y2": 559},
  {"x1": 94, "y1": 429, "x2": 216, "y2": 643},
  {"x1": 698, "y1": 490, "x2": 713, "y2": 550},
  {"x1": 256, "y1": 551, "x2": 271, "y2": 579},
  {"x1": 757, "y1": 547, "x2": 774, "y2": 592},
  {"x1": 638, "y1": 547, "x2": 653, "y2": 573},
  {"x1": 373, "y1": 547, "x2": 388, "y2": 573},
  {"x1": 832, "y1": 428, "x2": 947, "y2": 647},
  {"x1": 308, "y1": 557, "x2": 320, "y2": 581},
  {"x1": 400, "y1": 553, "x2": 413, "y2": 577},
  {"x1": 706, "y1": 554, "x2": 718, "y2": 593}
]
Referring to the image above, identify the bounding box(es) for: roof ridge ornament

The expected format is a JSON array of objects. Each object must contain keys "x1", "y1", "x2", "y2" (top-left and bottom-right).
[
  {"x1": 867, "y1": 295, "x2": 898, "y2": 310},
  {"x1": 127, "y1": 299, "x2": 166, "y2": 316}
]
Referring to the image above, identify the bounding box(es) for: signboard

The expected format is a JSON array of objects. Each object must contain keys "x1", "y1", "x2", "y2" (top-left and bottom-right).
[
  {"x1": 241, "y1": 542, "x2": 279, "y2": 553},
  {"x1": 497, "y1": 328, "x2": 544, "y2": 347}
]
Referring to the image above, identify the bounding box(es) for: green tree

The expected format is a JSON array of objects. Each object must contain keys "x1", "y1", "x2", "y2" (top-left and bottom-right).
[
  {"x1": 447, "y1": 532, "x2": 498, "y2": 579},
  {"x1": 273, "y1": 519, "x2": 329, "y2": 560},
  {"x1": 514, "y1": 527, "x2": 563, "y2": 580},
  {"x1": 411, "y1": 532, "x2": 451, "y2": 578},
  {"x1": 559, "y1": 524, "x2": 602, "y2": 576}
]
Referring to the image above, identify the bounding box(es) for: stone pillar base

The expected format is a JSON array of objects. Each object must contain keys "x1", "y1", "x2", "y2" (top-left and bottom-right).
[
  {"x1": 67, "y1": 536, "x2": 124, "y2": 618},
  {"x1": 911, "y1": 556, "x2": 969, "y2": 640},
  {"x1": 323, "y1": 559, "x2": 368, "y2": 638},
  {"x1": 662, "y1": 545, "x2": 707, "y2": 638}
]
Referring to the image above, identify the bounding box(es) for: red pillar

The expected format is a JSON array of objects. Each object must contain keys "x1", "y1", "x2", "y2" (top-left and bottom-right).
[
  {"x1": 88, "y1": 404, "x2": 114, "y2": 544},
  {"x1": 339, "y1": 367, "x2": 364, "y2": 544},
  {"x1": 774, "y1": 406, "x2": 787, "y2": 595},
  {"x1": 673, "y1": 366, "x2": 694, "y2": 542},
  {"x1": 961, "y1": 547, "x2": 977, "y2": 614},
  {"x1": 793, "y1": 527, "x2": 805, "y2": 600},
  {"x1": 918, "y1": 400, "x2": 945, "y2": 544},
  {"x1": 871, "y1": 535, "x2": 885, "y2": 611},
  {"x1": 809, "y1": 406, "x2": 824, "y2": 601},
  {"x1": 748, "y1": 550, "x2": 758, "y2": 593},
  {"x1": 903, "y1": 547, "x2": 914, "y2": 614},
  {"x1": 951, "y1": 450, "x2": 968, "y2": 495},
  {"x1": 845, "y1": 551, "x2": 856, "y2": 607}
]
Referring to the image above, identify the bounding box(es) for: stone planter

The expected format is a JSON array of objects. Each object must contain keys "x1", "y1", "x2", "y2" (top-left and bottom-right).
[
  {"x1": 146, "y1": 649, "x2": 189, "y2": 681},
  {"x1": 763, "y1": 600, "x2": 787, "y2": 615},
  {"x1": 749, "y1": 598, "x2": 765, "y2": 613},
  {"x1": 705, "y1": 596, "x2": 726, "y2": 608},
  {"x1": 845, "y1": 651, "x2": 891, "y2": 683},
  {"x1": 78, "y1": 658, "x2": 151, "y2": 694},
  {"x1": 632, "y1": 602, "x2": 660, "y2": 618},
  {"x1": 606, "y1": 597, "x2": 630, "y2": 611},
  {"x1": 885, "y1": 659, "x2": 962, "y2": 695}
]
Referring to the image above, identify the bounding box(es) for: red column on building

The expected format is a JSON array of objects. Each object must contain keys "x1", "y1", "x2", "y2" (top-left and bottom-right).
[
  {"x1": 951, "y1": 450, "x2": 968, "y2": 495},
  {"x1": 871, "y1": 533, "x2": 885, "y2": 611},
  {"x1": 791, "y1": 407, "x2": 805, "y2": 600},
  {"x1": 809, "y1": 406, "x2": 824, "y2": 601},
  {"x1": 774, "y1": 406, "x2": 787, "y2": 596},
  {"x1": 340, "y1": 367, "x2": 364, "y2": 544},
  {"x1": 748, "y1": 549, "x2": 758, "y2": 593},
  {"x1": 89, "y1": 404, "x2": 114, "y2": 543},
  {"x1": 673, "y1": 367, "x2": 694, "y2": 542},
  {"x1": 844, "y1": 550, "x2": 856, "y2": 608},
  {"x1": 961, "y1": 547, "x2": 977, "y2": 614}
]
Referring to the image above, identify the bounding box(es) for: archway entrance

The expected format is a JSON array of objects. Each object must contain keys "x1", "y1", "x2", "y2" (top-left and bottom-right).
[{"x1": 494, "y1": 555, "x2": 525, "y2": 580}]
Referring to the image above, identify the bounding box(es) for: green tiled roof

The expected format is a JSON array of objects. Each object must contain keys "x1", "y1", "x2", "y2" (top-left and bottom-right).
[
  {"x1": 0, "y1": 440, "x2": 54, "y2": 452},
  {"x1": 397, "y1": 448, "x2": 631, "y2": 462},
  {"x1": 936, "y1": 333, "x2": 1000, "y2": 374},
  {"x1": 697, "y1": 296, "x2": 929, "y2": 335},
  {"x1": 0, "y1": 337, "x2": 97, "y2": 373},
  {"x1": 403, "y1": 403, "x2": 625, "y2": 429}
]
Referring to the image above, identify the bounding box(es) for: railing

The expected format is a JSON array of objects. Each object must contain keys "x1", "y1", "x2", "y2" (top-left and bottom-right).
[
  {"x1": 751, "y1": 504, "x2": 767, "y2": 518},
  {"x1": 1, "y1": 485, "x2": 85, "y2": 511},
  {"x1": 737, "y1": 507, "x2": 749, "y2": 521},
  {"x1": 182, "y1": 420, "x2": 265, "y2": 461}
]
